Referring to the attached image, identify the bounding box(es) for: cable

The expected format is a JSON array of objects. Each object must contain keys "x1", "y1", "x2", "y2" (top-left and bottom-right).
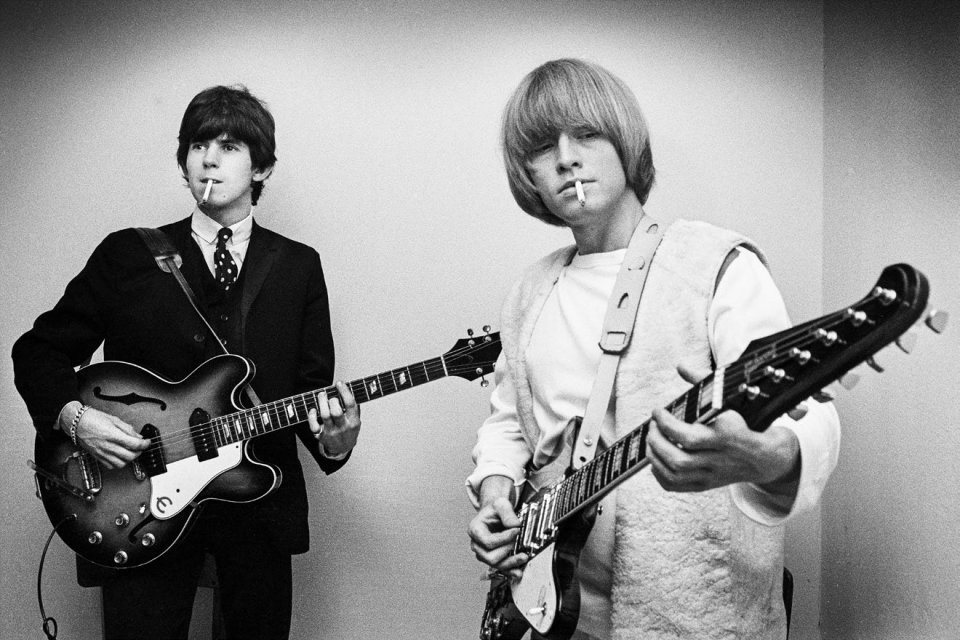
[{"x1": 38, "y1": 515, "x2": 76, "y2": 640}]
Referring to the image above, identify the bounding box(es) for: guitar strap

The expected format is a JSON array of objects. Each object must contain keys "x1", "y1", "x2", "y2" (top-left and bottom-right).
[
  {"x1": 570, "y1": 217, "x2": 664, "y2": 471},
  {"x1": 135, "y1": 227, "x2": 263, "y2": 406}
]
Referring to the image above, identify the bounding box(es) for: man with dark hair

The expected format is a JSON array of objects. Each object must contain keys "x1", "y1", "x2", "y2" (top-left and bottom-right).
[
  {"x1": 13, "y1": 85, "x2": 360, "y2": 639},
  {"x1": 175, "y1": 85, "x2": 278, "y2": 206}
]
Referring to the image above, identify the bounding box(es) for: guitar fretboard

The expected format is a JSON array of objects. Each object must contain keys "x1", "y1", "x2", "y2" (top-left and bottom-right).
[
  {"x1": 549, "y1": 374, "x2": 718, "y2": 525},
  {"x1": 540, "y1": 285, "x2": 901, "y2": 528},
  {"x1": 210, "y1": 356, "x2": 447, "y2": 446}
]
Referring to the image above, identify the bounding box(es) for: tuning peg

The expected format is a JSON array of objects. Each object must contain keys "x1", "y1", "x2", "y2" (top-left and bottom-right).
[
  {"x1": 812, "y1": 388, "x2": 835, "y2": 403},
  {"x1": 482, "y1": 325, "x2": 491, "y2": 334},
  {"x1": 838, "y1": 371, "x2": 860, "y2": 390},
  {"x1": 737, "y1": 383, "x2": 766, "y2": 400},
  {"x1": 925, "y1": 308, "x2": 949, "y2": 334},
  {"x1": 815, "y1": 328, "x2": 840, "y2": 346},
  {"x1": 467, "y1": 328, "x2": 475, "y2": 337},
  {"x1": 845, "y1": 308, "x2": 870, "y2": 326},
  {"x1": 865, "y1": 356, "x2": 884, "y2": 373},
  {"x1": 787, "y1": 403, "x2": 809, "y2": 420},
  {"x1": 872, "y1": 286, "x2": 897, "y2": 305},
  {"x1": 895, "y1": 331, "x2": 917, "y2": 354}
]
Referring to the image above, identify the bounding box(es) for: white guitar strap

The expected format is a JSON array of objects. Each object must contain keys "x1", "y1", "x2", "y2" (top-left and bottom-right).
[{"x1": 570, "y1": 217, "x2": 664, "y2": 470}]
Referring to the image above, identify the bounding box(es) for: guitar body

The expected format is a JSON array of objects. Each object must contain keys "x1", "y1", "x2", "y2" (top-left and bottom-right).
[
  {"x1": 481, "y1": 487, "x2": 596, "y2": 640},
  {"x1": 32, "y1": 332, "x2": 503, "y2": 569},
  {"x1": 34, "y1": 354, "x2": 280, "y2": 569}
]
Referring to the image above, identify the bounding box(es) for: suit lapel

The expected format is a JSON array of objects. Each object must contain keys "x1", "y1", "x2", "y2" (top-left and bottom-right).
[{"x1": 240, "y1": 221, "x2": 280, "y2": 333}]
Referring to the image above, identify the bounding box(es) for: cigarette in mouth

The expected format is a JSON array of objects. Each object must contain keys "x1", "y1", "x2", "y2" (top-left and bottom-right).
[
  {"x1": 575, "y1": 180, "x2": 585, "y2": 207},
  {"x1": 200, "y1": 179, "x2": 214, "y2": 205}
]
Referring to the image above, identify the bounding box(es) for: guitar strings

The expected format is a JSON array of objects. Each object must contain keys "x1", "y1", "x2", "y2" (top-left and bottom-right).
[
  {"x1": 137, "y1": 354, "x2": 499, "y2": 453},
  {"x1": 129, "y1": 337, "x2": 502, "y2": 457},
  {"x1": 558, "y1": 293, "x2": 896, "y2": 523},
  {"x1": 149, "y1": 298, "x2": 860, "y2": 459},
  {"x1": 136, "y1": 338, "x2": 500, "y2": 452},
  {"x1": 544, "y1": 293, "x2": 892, "y2": 523},
  {"x1": 136, "y1": 291, "x2": 888, "y2": 465}
]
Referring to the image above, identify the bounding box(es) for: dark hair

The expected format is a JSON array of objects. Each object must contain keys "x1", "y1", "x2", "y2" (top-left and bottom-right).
[
  {"x1": 502, "y1": 59, "x2": 656, "y2": 225},
  {"x1": 177, "y1": 85, "x2": 277, "y2": 205}
]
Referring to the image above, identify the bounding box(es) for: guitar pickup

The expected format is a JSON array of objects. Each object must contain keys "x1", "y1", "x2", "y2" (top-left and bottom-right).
[
  {"x1": 138, "y1": 424, "x2": 166, "y2": 476},
  {"x1": 190, "y1": 408, "x2": 218, "y2": 462}
]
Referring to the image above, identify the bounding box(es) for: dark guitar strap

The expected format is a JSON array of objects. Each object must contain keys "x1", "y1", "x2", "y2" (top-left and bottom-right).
[
  {"x1": 135, "y1": 227, "x2": 263, "y2": 406},
  {"x1": 570, "y1": 217, "x2": 664, "y2": 470}
]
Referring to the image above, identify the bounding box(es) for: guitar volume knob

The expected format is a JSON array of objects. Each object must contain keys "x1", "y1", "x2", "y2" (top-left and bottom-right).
[
  {"x1": 113, "y1": 551, "x2": 128, "y2": 565},
  {"x1": 88, "y1": 531, "x2": 103, "y2": 545},
  {"x1": 115, "y1": 513, "x2": 130, "y2": 527},
  {"x1": 141, "y1": 533, "x2": 156, "y2": 547}
]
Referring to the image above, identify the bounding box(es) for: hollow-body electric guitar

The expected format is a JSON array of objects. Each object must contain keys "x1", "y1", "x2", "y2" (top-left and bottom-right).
[
  {"x1": 32, "y1": 331, "x2": 501, "y2": 569},
  {"x1": 480, "y1": 264, "x2": 948, "y2": 640}
]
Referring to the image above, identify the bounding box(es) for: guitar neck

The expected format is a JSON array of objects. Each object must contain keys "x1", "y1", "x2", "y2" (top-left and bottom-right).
[
  {"x1": 549, "y1": 272, "x2": 928, "y2": 525},
  {"x1": 551, "y1": 374, "x2": 719, "y2": 526},
  {"x1": 549, "y1": 306, "x2": 862, "y2": 524},
  {"x1": 212, "y1": 355, "x2": 452, "y2": 446}
]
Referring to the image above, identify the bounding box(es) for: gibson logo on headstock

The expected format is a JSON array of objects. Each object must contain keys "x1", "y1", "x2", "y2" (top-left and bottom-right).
[{"x1": 743, "y1": 346, "x2": 777, "y2": 382}]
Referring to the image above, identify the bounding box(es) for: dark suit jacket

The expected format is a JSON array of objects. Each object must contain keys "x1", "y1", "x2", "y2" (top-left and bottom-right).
[{"x1": 13, "y1": 216, "x2": 346, "y2": 566}]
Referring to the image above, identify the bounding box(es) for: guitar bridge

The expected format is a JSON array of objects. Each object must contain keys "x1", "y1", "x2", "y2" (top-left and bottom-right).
[
  {"x1": 71, "y1": 449, "x2": 102, "y2": 494},
  {"x1": 28, "y1": 459, "x2": 94, "y2": 502}
]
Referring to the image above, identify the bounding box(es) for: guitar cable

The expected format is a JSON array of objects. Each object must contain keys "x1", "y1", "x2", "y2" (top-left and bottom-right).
[{"x1": 37, "y1": 514, "x2": 76, "y2": 640}]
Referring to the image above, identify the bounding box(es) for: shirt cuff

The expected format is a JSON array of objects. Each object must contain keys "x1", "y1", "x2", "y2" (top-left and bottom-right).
[
  {"x1": 729, "y1": 482, "x2": 795, "y2": 526},
  {"x1": 731, "y1": 402, "x2": 840, "y2": 526},
  {"x1": 465, "y1": 462, "x2": 526, "y2": 509}
]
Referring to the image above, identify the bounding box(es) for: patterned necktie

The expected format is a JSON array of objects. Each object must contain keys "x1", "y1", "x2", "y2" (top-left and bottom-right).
[{"x1": 215, "y1": 228, "x2": 238, "y2": 292}]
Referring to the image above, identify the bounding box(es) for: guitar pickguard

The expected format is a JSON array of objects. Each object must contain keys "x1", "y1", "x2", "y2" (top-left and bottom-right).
[
  {"x1": 511, "y1": 543, "x2": 561, "y2": 634},
  {"x1": 149, "y1": 443, "x2": 243, "y2": 519}
]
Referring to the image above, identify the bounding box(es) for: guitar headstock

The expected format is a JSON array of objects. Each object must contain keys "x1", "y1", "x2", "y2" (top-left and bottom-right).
[
  {"x1": 724, "y1": 263, "x2": 946, "y2": 430},
  {"x1": 443, "y1": 328, "x2": 502, "y2": 384}
]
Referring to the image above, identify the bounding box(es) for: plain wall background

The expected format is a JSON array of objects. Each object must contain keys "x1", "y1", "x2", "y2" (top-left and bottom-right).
[
  {"x1": 820, "y1": 2, "x2": 960, "y2": 639},
  {"x1": 2, "y1": 1, "x2": 950, "y2": 639}
]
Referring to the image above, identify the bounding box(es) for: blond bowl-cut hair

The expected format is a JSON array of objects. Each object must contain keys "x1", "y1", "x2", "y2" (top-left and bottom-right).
[{"x1": 501, "y1": 59, "x2": 656, "y2": 226}]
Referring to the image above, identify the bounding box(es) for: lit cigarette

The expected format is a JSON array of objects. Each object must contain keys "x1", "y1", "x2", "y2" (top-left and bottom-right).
[
  {"x1": 200, "y1": 179, "x2": 214, "y2": 205},
  {"x1": 575, "y1": 180, "x2": 585, "y2": 207}
]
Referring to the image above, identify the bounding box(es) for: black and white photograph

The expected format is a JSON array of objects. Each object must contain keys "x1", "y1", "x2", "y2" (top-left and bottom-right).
[{"x1": 1, "y1": 2, "x2": 957, "y2": 639}]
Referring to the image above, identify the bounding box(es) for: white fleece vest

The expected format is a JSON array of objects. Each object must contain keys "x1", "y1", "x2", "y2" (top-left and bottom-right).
[{"x1": 499, "y1": 219, "x2": 787, "y2": 639}]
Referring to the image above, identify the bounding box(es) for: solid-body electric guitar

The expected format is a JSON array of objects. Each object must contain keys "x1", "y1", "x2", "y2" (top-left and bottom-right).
[
  {"x1": 480, "y1": 264, "x2": 948, "y2": 640},
  {"x1": 32, "y1": 330, "x2": 501, "y2": 569}
]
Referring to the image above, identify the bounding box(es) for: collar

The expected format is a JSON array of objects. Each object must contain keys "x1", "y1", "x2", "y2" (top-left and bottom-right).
[
  {"x1": 570, "y1": 248, "x2": 628, "y2": 269},
  {"x1": 190, "y1": 207, "x2": 254, "y2": 246}
]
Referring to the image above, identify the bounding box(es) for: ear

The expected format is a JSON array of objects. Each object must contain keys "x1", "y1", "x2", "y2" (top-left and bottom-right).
[{"x1": 252, "y1": 165, "x2": 274, "y2": 183}]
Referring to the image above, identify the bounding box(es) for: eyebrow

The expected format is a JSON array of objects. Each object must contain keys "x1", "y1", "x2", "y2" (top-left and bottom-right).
[{"x1": 215, "y1": 135, "x2": 245, "y2": 146}]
